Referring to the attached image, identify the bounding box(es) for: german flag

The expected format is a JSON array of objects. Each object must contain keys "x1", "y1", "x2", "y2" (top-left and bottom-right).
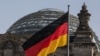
[{"x1": 22, "y1": 11, "x2": 68, "y2": 56}]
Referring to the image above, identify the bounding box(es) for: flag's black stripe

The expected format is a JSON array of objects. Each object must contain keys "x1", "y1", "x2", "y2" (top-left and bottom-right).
[{"x1": 22, "y1": 12, "x2": 68, "y2": 50}]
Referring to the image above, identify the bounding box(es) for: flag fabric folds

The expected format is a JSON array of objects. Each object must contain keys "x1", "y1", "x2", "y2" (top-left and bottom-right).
[{"x1": 22, "y1": 12, "x2": 68, "y2": 56}]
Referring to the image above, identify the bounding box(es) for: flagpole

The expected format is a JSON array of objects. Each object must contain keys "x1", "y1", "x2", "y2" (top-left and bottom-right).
[{"x1": 67, "y1": 5, "x2": 70, "y2": 56}]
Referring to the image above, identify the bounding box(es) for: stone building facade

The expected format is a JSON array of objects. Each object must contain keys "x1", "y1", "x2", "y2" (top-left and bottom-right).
[
  {"x1": 0, "y1": 33, "x2": 24, "y2": 56},
  {"x1": 70, "y1": 3, "x2": 97, "y2": 56}
]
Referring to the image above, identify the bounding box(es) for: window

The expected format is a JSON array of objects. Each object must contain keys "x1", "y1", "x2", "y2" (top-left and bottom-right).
[{"x1": 4, "y1": 49, "x2": 13, "y2": 56}]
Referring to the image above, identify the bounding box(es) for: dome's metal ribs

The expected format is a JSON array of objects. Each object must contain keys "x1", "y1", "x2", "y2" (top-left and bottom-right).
[{"x1": 7, "y1": 8, "x2": 79, "y2": 35}]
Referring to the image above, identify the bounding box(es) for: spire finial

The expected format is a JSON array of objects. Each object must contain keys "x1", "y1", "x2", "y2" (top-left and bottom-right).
[
  {"x1": 82, "y1": 2, "x2": 87, "y2": 10},
  {"x1": 83, "y1": 2, "x2": 86, "y2": 6}
]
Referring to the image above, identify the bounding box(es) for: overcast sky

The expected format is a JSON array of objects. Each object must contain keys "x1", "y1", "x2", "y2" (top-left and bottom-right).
[{"x1": 0, "y1": 0, "x2": 100, "y2": 39}]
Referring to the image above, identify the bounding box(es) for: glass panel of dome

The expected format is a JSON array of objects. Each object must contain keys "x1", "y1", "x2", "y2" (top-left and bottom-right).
[
  {"x1": 41, "y1": 23, "x2": 47, "y2": 26},
  {"x1": 72, "y1": 23, "x2": 78, "y2": 26},
  {"x1": 69, "y1": 25, "x2": 72, "y2": 29},
  {"x1": 17, "y1": 26, "x2": 21, "y2": 28},
  {"x1": 27, "y1": 22, "x2": 31, "y2": 24},
  {"x1": 50, "y1": 18, "x2": 57, "y2": 19},
  {"x1": 11, "y1": 31, "x2": 16, "y2": 33},
  {"x1": 22, "y1": 25, "x2": 26, "y2": 27},
  {"x1": 72, "y1": 26, "x2": 77, "y2": 29},
  {"x1": 24, "y1": 29, "x2": 28, "y2": 31}
]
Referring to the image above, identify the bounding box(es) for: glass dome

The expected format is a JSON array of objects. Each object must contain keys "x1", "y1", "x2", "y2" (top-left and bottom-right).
[{"x1": 7, "y1": 8, "x2": 79, "y2": 35}]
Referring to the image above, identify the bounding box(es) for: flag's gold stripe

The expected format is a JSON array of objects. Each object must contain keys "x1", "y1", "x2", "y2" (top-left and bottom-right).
[{"x1": 38, "y1": 34, "x2": 67, "y2": 56}]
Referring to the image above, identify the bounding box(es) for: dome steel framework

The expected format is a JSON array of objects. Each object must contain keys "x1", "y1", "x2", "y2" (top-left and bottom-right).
[{"x1": 7, "y1": 8, "x2": 79, "y2": 35}]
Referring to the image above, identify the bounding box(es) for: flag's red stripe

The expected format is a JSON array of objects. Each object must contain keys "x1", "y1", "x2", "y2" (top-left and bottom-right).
[{"x1": 24, "y1": 22, "x2": 68, "y2": 56}]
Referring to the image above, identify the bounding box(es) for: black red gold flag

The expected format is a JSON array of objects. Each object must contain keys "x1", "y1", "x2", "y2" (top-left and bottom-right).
[{"x1": 22, "y1": 12, "x2": 68, "y2": 56}]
